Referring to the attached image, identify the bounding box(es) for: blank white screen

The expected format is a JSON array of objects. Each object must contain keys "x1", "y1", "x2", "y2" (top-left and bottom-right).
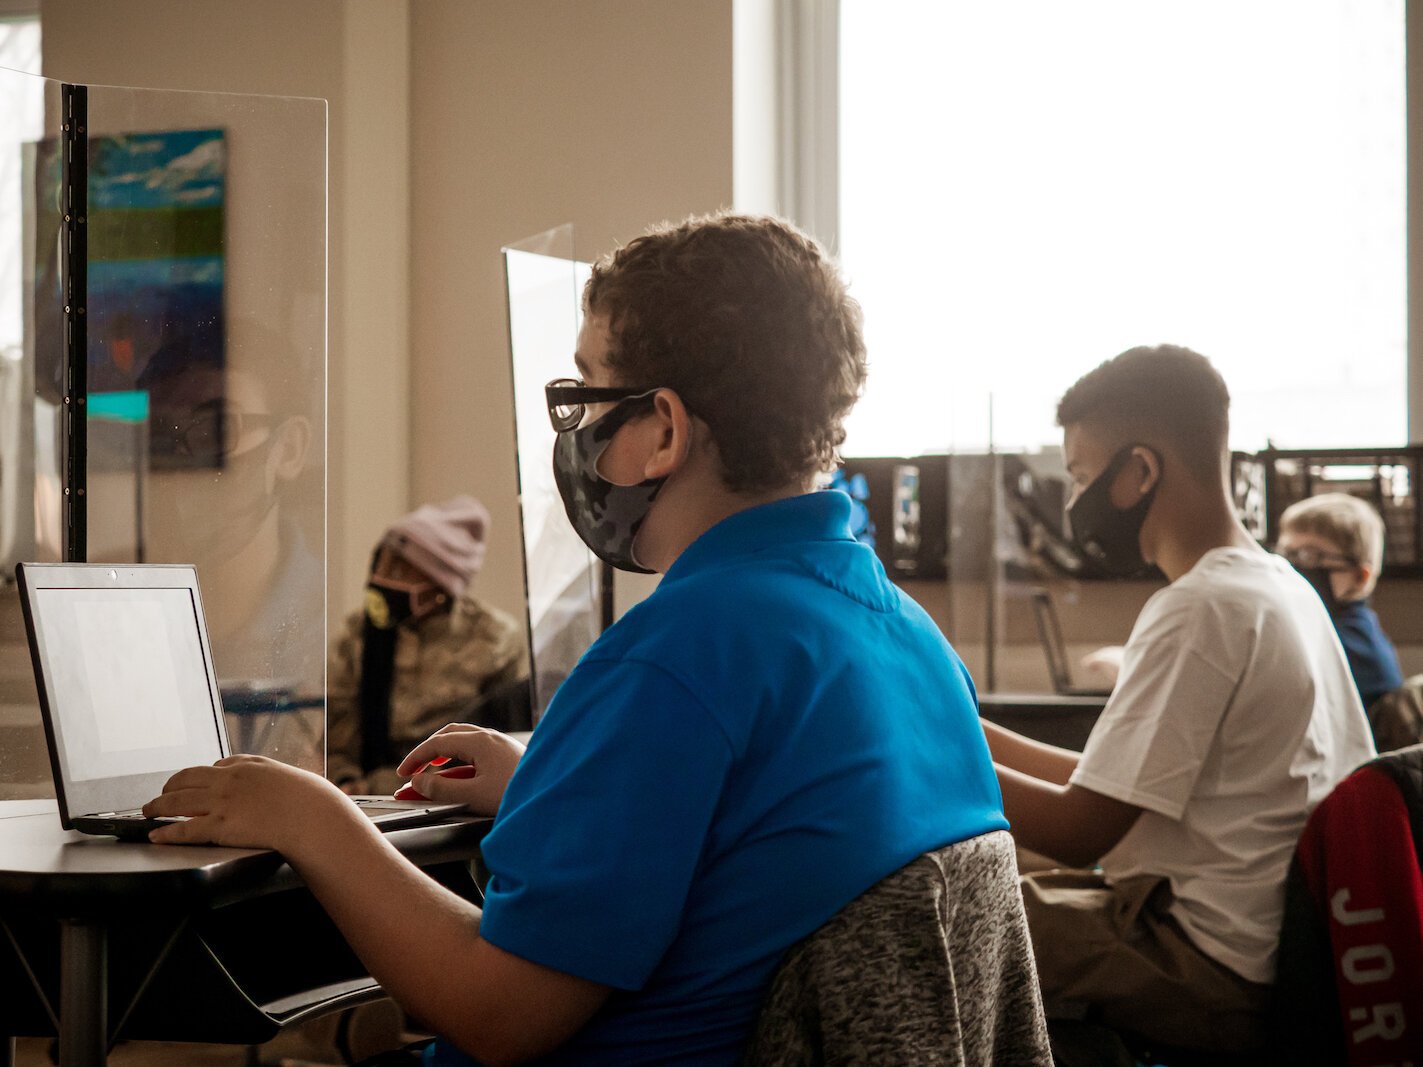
[{"x1": 36, "y1": 587, "x2": 222, "y2": 783}]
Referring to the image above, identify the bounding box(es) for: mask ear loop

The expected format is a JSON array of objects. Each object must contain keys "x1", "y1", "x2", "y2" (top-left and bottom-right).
[
  {"x1": 626, "y1": 392, "x2": 691, "y2": 577},
  {"x1": 410, "y1": 583, "x2": 449, "y2": 616},
  {"x1": 587, "y1": 391, "x2": 663, "y2": 485},
  {"x1": 626, "y1": 395, "x2": 695, "y2": 572}
]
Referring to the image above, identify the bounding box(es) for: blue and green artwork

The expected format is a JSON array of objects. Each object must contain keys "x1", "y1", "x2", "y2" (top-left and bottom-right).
[
  {"x1": 32, "y1": 128, "x2": 226, "y2": 468},
  {"x1": 87, "y1": 129, "x2": 226, "y2": 391}
]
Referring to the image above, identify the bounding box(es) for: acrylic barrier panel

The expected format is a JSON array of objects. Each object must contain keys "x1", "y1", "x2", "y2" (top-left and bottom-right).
[
  {"x1": 504, "y1": 228, "x2": 598, "y2": 723},
  {"x1": 77, "y1": 83, "x2": 327, "y2": 773},
  {"x1": 0, "y1": 66, "x2": 62, "y2": 796},
  {"x1": 947, "y1": 390, "x2": 1163, "y2": 699}
]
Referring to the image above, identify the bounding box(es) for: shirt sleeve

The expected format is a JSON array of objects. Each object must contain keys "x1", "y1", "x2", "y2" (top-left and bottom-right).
[
  {"x1": 1070, "y1": 600, "x2": 1242, "y2": 820},
  {"x1": 476, "y1": 656, "x2": 734, "y2": 991}
]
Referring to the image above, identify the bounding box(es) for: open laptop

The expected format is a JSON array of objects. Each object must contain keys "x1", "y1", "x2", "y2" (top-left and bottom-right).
[
  {"x1": 1029, "y1": 588, "x2": 1113, "y2": 699},
  {"x1": 16, "y1": 562, "x2": 464, "y2": 842}
]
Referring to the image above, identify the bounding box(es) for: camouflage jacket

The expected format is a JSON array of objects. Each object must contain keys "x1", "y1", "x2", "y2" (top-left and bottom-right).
[{"x1": 326, "y1": 592, "x2": 529, "y2": 794}]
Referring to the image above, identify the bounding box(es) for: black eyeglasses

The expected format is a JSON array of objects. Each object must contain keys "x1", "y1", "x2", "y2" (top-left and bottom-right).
[
  {"x1": 1281, "y1": 545, "x2": 1358, "y2": 570},
  {"x1": 544, "y1": 378, "x2": 661, "y2": 432},
  {"x1": 150, "y1": 401, "x2": 282, "y2": 460}
]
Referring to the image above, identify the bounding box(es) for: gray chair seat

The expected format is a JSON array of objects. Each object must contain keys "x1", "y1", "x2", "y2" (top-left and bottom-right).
[{"x1": 743, "y1": 828, "x2": 1051, "y2": 1066}]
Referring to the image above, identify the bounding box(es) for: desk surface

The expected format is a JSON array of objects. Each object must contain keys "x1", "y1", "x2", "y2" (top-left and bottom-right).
[
  {"x1": 977, "y1": 692, "x2": 1107, "y2": 751},
  {"x1": 0, "y1": 799, "x2": 492, "y2": 910},
  {"x1": 978, "y1": 692, "x2": 1109, "y2": 710}
]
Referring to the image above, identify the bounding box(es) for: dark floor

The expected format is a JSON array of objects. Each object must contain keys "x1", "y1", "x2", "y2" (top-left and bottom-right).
[
  {"x1": 15, "y1": 1036, "x2": 319, "y2": 1066},
  {"x1": 12, "y1": 999, "x2": 417, "y2": 1065}
]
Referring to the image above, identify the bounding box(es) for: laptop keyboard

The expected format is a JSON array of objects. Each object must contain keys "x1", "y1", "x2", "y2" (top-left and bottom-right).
[{"x1": 351, "y1": 798, "x2": 429, "y2": 814}]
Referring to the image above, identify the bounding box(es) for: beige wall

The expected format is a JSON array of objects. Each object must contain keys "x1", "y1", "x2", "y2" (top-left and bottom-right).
[{"x1": 407, "y1": 0, "x2": 735, "y2": 620}]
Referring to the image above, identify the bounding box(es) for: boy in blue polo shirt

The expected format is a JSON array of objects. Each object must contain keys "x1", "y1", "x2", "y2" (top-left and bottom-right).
[{"x1": 144, "y1": 214, "x2": 1007, "y2": 1065}]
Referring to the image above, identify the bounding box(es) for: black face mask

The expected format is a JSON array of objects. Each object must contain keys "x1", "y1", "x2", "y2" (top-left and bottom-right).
[
  {"x1": 363, "y1": 540, "x2": 448, "y2": 632},
  {"x1": 1066, "y1": 446, "x2": 1160, "y2": 578},
  {"x1": 552, "y1": 391, "x2": 668, "y2": 574},
  {"x1": 1293, "y1": 564, "x2": 1342, "y2": 615}
]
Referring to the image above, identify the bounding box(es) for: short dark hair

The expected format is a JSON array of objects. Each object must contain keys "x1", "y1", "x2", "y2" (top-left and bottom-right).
[
  {"x1": 584, "y1": 213, "x2": 867, "y2": 494},
  {"x1": 1056, "y1": 344, "x2": 1230, "y2": 481}
]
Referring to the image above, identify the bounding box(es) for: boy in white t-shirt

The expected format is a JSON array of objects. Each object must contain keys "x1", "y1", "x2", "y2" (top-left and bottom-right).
[{"x1": 984, "y1": 345, "x2": 1376, "y2": 1053}]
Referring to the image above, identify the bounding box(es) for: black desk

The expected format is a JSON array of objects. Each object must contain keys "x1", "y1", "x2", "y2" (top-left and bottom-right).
[
  {"x1": 978, "y1": 692, "x2": 1108, "y2": 752},
  {"x1": 0, "y1": 799, "x2": 491, "y2": 1067}
]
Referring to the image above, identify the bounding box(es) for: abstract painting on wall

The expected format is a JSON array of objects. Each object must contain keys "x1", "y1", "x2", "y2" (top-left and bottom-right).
[{"x1": 32, "y1": 127, "x2": 227, "y2": 469}]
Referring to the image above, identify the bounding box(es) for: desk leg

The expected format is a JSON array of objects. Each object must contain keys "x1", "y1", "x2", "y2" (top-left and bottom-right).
[{"x1": 59, "y1": 919, "x2": 106, "y2": 1067}]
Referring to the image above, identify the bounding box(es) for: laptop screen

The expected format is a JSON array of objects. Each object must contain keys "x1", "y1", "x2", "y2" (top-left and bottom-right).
[
  {"x1": 17, "y1": 564, "x2": 231, "y2": 822},
  {"x1": 34, "y1": 585, "x2": 223, "y2": 783}
]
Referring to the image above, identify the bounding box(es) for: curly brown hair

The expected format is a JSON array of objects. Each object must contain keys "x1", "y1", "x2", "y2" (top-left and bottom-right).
[{"x1": 583, "y1": 213, "x2": 867, "y2": 494}]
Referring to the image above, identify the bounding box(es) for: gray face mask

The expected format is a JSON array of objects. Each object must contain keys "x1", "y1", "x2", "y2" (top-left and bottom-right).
[{"x1": 552, "y1": 391, "x2": 666, "y2": 574}]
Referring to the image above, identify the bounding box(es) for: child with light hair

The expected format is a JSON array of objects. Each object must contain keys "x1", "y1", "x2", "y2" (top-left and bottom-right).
[{"x1": 1277, "y1": 492, "x2": 1403, "y2": 711}]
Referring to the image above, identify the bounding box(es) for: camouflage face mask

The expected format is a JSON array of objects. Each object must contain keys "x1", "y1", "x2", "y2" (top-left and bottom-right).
[{"x1": 552, "y1": 390, "x2": 666, "y2": 574}]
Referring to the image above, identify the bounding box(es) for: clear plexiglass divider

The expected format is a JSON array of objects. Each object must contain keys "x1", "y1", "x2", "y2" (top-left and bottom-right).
[
  {"x1": 502, "y1": 225, "x2": 602, "y2": 725},
  {"x1": 0, "y1": 67, "x2": 328, "y2": 795},
  {"x1": 943, "y1": 388, "x2": 1162, "y2": 702},
  {"x1": 0, "y1": 65, "x2": 60, "y2": 796}
]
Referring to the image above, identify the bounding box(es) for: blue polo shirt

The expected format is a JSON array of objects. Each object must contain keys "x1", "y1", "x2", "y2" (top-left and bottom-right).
[
  {"x1": 1333, "y1": 598, "x2": 1403, "y2": 711},
  {"x1": 435, "y1": 491, "x2": 1005, "y2": 1065}
]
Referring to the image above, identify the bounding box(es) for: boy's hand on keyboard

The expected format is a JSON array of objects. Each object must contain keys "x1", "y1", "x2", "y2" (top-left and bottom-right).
[
  {"x1": 395, "y1": 724, "x2": 527, "y2": 816},
  {"x1": 141, "y1": 754, "x2": 351, "y2": 853}
]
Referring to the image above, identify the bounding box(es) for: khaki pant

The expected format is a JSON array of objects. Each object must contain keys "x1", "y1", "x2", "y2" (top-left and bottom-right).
[{"x1": 1019, "y1": 866, "x2": 1271, "y2": 1052}]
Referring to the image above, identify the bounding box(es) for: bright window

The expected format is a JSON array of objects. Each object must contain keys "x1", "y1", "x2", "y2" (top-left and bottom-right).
[{"x1": 838, "y1": 1, "x2": 1406, "y2": 456}]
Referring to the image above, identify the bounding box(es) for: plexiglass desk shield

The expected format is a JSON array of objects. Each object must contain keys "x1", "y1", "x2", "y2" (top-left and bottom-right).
[
  {"x1": 0, "y1": 65, "x2": 328, "y2": 794},
  {"x1": 503, "y1": 226, "x2": 599, "y2": 724}
]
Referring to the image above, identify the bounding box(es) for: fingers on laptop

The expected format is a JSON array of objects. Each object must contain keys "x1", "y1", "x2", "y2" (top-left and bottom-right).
[
  {"x1": 143, "y1": 788, "x2": 211, "y2": 819},
  {"x1": 158, "y1": 765, "x2": 218, "y2": 794},
  {"x1": 147, "y1": 818, "x2": 206, "y2": 845}
]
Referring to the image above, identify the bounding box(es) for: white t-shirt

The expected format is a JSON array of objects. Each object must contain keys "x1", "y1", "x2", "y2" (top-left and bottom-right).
[{"x1": 1070, "y1": 546, "x2": 1376, "y2": 984}]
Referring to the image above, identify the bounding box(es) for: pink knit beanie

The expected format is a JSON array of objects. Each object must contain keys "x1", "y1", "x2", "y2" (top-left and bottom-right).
[{"x1": 380, "y1": 496, "x2": 489, "y2": 598}]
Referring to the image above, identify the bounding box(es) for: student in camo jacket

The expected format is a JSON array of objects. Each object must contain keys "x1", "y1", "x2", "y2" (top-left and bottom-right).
[{"x1": 325, "y1": 496, "x2": 528, "y2": 796}]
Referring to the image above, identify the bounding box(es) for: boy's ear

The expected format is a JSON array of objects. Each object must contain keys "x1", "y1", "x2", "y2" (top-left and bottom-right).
[
  {"x1": 642, "y1": 390, "x2": 693, "y2": 481},
  {"x1": 1110, "y1": 445, "x2": 1161, "y2": 507},
  {"x1": 1341, "y1": 562, "x2": 1373, "y2": 602},
  {"x1": 1132, "y1": 446, "x2": 1162, "y2": 495},
  {"x1": 270, "y1": 415, "x2": 312, "y2": 482}
]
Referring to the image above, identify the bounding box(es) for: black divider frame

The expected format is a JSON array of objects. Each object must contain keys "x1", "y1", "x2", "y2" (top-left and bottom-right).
[{"x1": 60, "y1": 83, "x2": 87, "y2": 564}]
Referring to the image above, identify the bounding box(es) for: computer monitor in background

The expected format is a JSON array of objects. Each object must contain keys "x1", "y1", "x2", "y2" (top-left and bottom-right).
[{"x1": 503, "y1": 227, "x2": 601, "y2": 724}]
